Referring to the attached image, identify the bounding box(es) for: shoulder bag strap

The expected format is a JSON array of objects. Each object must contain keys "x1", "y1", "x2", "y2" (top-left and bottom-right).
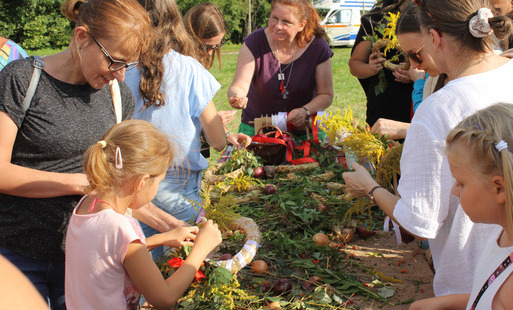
[
  {"x1": 109, "y1": 79, "x2": 122, "y2": 124},
  {"x1": 22, "y1": 55, "x2": 44, "y2": 114}
]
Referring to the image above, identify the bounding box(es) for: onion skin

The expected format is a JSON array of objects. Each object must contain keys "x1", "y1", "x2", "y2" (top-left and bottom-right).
[
  {"x1": 263, "y1": 165, "x2": 276, "y2": 178},
  {"x1": 251, "y1": 260, "x2": 269, "y2": 274},
  {"x1": 312, "y1": 232, "x2": 329, "y2": 247}
]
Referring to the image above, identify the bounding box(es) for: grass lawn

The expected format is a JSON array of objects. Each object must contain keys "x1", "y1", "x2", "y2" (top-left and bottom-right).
[
  {"x1": 208, "y1": 44, "x2": 366, "y2": 164},
  {"x1": 29, "y1": 45, "x2": 368, "y2": 164}
]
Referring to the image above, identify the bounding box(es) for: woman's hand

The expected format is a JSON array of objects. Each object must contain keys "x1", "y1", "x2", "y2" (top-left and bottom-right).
[
  {"x1": 228, "y1": 95, "x2": 248, "y2": 109},
  {"x1": 409, "y1": 68, "x2": 426, "y2": 82},
  {"x1": 342, "y1": 162, "x2": 379, "y2": 198},
  {"x1": 371, "y1": 118, "x2": 410, "y2": 140},
  {"x1": 218, "y1": 110, "x2": 237, "y2": 127},
  {"x1": 157, "y1": 226, "x2": 199, "y2": 248},
  {"x1": 368, "y1": 52, "x2": 386, "y2": 75},
  {"x1": 227, "y1": 132, "x2": 252, "y2": 148},
  {"x1": 393, "y1": 67, "x2": 414, "y2": 84},
  {"x1": 287, "y1": 108, "x2": 309, "y2": 129}
]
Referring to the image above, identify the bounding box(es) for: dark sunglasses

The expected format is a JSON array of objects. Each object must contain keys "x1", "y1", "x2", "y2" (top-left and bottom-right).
[
  {"x1": 205, "y1": 38, "x2": 226, "y2": 51},
  {"x1": 89, "y1": 33, "x2": 138, "y2": 71},
  {"x1": 406, "y1": 45, "x2": 424, "y2": 64},
  {"x1": 414, "y1": 0, "x2": 442, "y2": 36}
]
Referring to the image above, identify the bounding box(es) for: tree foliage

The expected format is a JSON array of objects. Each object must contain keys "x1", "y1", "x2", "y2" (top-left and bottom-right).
[
  {"x1": 0, "y1": 0, "x2": 72, "y2": 50},
  {"x1": 0, "y1": 0, "x2": 270, "y2": 50}
]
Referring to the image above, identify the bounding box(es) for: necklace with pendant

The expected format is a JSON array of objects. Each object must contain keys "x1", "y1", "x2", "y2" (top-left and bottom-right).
[{"x1": 275, "y1": 42, "x2": 296, "y2": 100}]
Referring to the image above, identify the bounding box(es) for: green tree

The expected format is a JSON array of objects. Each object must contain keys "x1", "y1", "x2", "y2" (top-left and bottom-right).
[
  {"x1": 0, "y1": 0, "x2": 71, "y2": 50},
  {"x1": 178, "y1": 0, "x2": 271, "y2": 44}
]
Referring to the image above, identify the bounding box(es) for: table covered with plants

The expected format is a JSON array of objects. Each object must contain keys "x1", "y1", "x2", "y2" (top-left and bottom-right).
[{"x1": 156, "y1": 107, "x2": 434, "y2": 309}]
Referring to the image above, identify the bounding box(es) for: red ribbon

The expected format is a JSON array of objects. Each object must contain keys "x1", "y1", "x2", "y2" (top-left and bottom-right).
[{"x1": 168, "y1": 257, "x2": 206, "y2": 281}]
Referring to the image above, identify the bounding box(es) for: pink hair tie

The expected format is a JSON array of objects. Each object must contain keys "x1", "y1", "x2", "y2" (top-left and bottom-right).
[
  {"x1": 115, "y1": 147, "x2": 123, "y2": 169},
  {"x1": 468, "y1": 8, "x2": 494, "y2": 38}
]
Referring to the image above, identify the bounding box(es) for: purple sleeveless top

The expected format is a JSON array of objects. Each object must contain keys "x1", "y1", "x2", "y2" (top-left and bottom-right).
[{"x1": 241, "y1": 28, "x2": 333, "y2": 125}]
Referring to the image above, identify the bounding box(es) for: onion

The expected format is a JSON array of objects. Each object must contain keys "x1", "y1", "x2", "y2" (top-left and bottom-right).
[
  {"x1": 263, "y1": 165, "x2": 276, "y2": 178},
  {"x1": 262, "y1": 184, "x2": 276, "y2": 195},
  {"x1": 253, "y1": 166, "x2": 265, "y2": 178},
  {"x1": 219, "y1": 253, "x2": 233, "y2": 260},
  {"x1": 312, "y1": 232, "x2": 329, "y2": 247},
  {"x1": 339, "y1": 228, "x2": 355, "y2": 243},
  {"x1": 251, "y1": 260, "x2": 269, "y2": 274}
]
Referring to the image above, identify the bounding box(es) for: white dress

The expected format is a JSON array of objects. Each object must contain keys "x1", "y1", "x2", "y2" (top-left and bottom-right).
[
  {"x1": 393, "y1": 59, "x2": 513, "y2": 296},
  {"x1": 466, "y1": 229, "x2": 513, "y2": 310}
]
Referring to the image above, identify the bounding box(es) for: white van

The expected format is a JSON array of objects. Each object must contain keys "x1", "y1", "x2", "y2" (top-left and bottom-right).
[{"x1": 315, "y1": 0, "x2": 377, "y2": 47}]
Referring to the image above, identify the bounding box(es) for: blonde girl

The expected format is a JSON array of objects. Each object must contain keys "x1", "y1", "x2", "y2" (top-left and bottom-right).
[
  {"x1": 0, "y1": 0, "x2": 152, "y2": 308},
  {"x1": 65, "y1": 120, "x2": 222, "y2": 309},
  {"x1": 411, "y1": 103, "x2": 513, "y2": 309}
]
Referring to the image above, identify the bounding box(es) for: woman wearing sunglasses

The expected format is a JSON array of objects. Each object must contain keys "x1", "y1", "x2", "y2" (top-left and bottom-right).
[
  {"x1": 343, "y1": 0, "x2": 513, "y2": 299},
  {"x1": 0, "y1": 0, "x2": 152, "y2": 308},
  {"x1": 184, "y1": 2, "x2": 239, "y2": 159},
  {"x1": 228, "y1": 0, "x2": 334, "y2": 137},
  {"x1": 370, "y1": 2, "x2": 446, "y2": 140}
]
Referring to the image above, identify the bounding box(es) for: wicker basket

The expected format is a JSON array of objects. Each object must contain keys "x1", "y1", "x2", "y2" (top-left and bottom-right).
[{"x1": 247, "y1": 125, "x2": 292, "y2": 165}]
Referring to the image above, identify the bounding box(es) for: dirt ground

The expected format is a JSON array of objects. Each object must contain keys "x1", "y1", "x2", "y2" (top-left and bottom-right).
[{"x1": 342, "y1": 231, "x2": 435, "y2": 309}]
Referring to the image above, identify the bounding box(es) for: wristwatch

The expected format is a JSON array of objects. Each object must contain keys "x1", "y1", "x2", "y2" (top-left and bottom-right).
[
  {"x1": 368, "y1": 185, "x2": 382, "y2": 204},
  {"x1": 301, "y1": 106, "x2": 310, "y2": 120}
]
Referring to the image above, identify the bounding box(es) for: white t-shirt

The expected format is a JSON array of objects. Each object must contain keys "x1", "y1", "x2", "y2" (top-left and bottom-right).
[
  {"x1": 65, "y1": 196, "x2": 146, "y2": 310},
  {"x1": 466, "y1": 228, "x2": 513, "y2": 310},
  {"x1": 394, "y1": 59, "x2": 513, "y2": 296}
]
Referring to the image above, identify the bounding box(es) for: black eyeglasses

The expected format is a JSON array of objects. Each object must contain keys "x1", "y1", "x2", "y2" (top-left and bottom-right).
[
  {"x1": 414, "y1": 0, "x2": 442, "y2": 36},
  {"x1": 406, "y1": 45, "x2": 424, "y2": 64},
  {"x1": 205, "y1": 38, "x2": 226, "y2": 51},
  {"x1": 88, "y1": 33, "x2": 138, "y2": 71}
]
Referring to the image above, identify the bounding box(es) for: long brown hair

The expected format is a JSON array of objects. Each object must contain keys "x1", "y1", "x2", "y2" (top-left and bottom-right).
[
  {"x1": 61, "y1": 0, "x2": 151, "y2": 62},
  {"x1": 271, "y1": 0, "x2": 328, "y2": 47},
  {"x1": 184, "y1": 2, "x2": 227, "y2": 70},
  {"x1": 137, "y1": 0, "x2": 202, "y2": 108},
  {"x1": 416, "y1": 0, "x2": 512, "y2": 53}
]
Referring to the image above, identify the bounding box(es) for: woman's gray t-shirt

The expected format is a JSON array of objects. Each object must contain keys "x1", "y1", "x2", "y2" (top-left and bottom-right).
[{"x1": 0, "y1": 57, "x2": 134, "y2": 261}]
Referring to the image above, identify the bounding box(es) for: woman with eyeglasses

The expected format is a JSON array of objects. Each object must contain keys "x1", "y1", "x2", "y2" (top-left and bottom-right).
[
  {"x1": 343, "y1": 0, "x2": 513, "y2": 298},
  {"x1": 348, "y1": 0, "x2": 412, "y2": 129},
  {"x1": 0, "y1": 0, "x2": 152, "y2": 308},
  {"x1": 370, "y1": 2, "x2": 447, "y2": 140},
  {"x1": 125, "y1": 0, "x2": 251, "y2": 260},
  {"x1": 228, "y1": 0, "x2": 334, "y2": 137},
  {"x1": 184, "y1": 2, "x2": 238, "y2": 159}
]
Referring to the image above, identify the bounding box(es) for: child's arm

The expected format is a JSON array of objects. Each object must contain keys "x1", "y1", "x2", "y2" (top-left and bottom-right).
[
  {"x1": 124, "y1": 220, "x2": 222, "y2": 309},
  {"x1": 145, "y1": 226, "x2": 198, "y2": 250},
  {"x1": 409, "y1": 294, "x2": 469, "y2": 310}
]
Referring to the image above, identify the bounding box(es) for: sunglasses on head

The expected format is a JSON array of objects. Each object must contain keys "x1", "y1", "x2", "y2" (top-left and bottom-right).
[
  {"x1": 406, "y1": 45, "x2": 424, "y2": 64},
  {"x1": 205, "y1": 38, "x2": 226, "y2": 51},
  {"x1": 414, "y1": 0, "x2": 442, "y2": 36}
]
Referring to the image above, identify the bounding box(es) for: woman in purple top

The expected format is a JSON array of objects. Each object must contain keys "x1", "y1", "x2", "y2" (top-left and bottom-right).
[{"x1": 228, "y1": 0, "x2": 334, "y2": 136}]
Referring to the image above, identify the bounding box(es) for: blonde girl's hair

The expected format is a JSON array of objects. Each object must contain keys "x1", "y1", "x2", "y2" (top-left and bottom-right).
[
  {"x1": 271, "y1": 0, "x2": 329, "y2": 47},
  {"x1": 446, "y1": 103, "x2": 513, "y2": 232},
  {"x1": 183, "y1": 2, "x2": 227, "y2": 70},
  {"x1": 83, "y1": 120, "x2": 174, "y2": 194},
  {"x1": 61, "y1": 0, "x2": 152, "y2": 62},
  {"x1": 136, "y1": 0, "x2": 202, "y2": 109}
]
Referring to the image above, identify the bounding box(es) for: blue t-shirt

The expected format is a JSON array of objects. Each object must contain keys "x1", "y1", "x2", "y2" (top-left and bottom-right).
[{"x1": 125, "y1": 50, "x2": 220, "y2": 171}]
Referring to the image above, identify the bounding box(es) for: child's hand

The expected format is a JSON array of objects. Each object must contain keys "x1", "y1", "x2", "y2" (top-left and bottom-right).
[
  {"x1": 193, "y1": 220, "x2": 222, "y2": 254},
  {"x1": 159, "y1": 226, "x2": 199, "y2": 248}
]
